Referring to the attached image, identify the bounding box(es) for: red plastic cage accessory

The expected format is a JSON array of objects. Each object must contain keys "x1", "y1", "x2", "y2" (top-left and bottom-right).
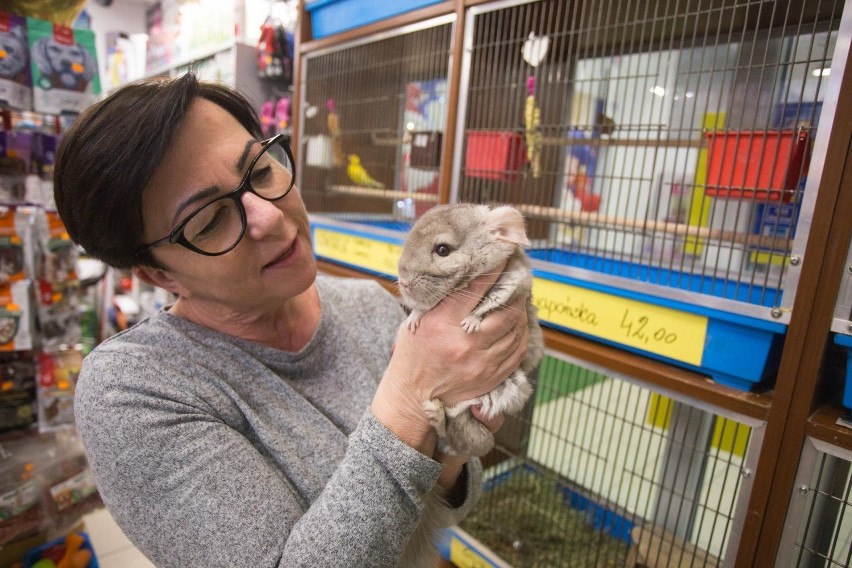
[
  {"x1": 703, "y1": 128, "x2": 811, "y2": 202},
  {"x1": 464, "y1": 130, "x2": 527, "y2": 182}
]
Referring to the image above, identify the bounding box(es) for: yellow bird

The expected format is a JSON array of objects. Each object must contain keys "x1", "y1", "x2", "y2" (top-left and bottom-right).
[{"x1": 347, "y1": 155, "x2": 385, "y2": 189}]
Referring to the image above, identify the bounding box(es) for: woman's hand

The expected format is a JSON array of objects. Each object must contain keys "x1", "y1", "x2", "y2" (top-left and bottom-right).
[{"x1": 371, "y1": 270, "x2": 528, "y2": 454}]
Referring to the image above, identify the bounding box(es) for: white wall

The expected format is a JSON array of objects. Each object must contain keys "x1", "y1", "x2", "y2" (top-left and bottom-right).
[{"x1": 83, "y1": 0, "x2": 148, "y2": 90}]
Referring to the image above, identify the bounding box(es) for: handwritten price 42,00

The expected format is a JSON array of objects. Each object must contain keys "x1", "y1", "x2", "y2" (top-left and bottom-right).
[{"x1": 619, "y1": 308, "x2": 678, "y2": 346}]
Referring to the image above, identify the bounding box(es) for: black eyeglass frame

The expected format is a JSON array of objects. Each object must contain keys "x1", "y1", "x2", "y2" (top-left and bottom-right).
[{"x1": 135, "y1": 133, "x2": 296, "y2": 258}]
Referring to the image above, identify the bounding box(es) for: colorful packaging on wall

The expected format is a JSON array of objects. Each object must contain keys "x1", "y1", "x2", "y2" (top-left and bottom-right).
[
  {"x1": 31, "y1": 132, "x2": 59, "y2": 207},
  {"x1": 0, "y1": 357, "x2": 35, "y2": 433},
  {"x1": 0, "y1": 280, "x2": 32, "y2": 352},
  {"x1": 36, "y1": 211, "x2": 79, "y2": 351},
  {"x1": 26, "y1": 18, "x2": 100, "y2": 115},
  {"x1": 0, "y1": 207, "x2": 36, "y2": 285},
  {"x1": 38, "y1": 211, "x2": 76, "y2": 294},
  {"x1": 0, "y1": 12, "x2": 32, "y2": 111},
  {"x1": 36, "y1": 348, "x2": 81, "y2": 432}
]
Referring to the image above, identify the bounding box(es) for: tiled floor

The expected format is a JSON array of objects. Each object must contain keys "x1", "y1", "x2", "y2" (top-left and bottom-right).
[{"x1": 82, "y1": 508, "x2": 154, "y2": 568}]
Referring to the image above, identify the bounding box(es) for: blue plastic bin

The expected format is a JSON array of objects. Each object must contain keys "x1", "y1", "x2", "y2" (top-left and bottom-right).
[
  {"x1": 24, "y1": 532, "x2": 99, "y2": 568},
  {"x1": 306, "y1": 0, "x2": 444, "y2": 39},
  {"x1": 834, "y1": 333, "x2": 852, "y2": 410}
]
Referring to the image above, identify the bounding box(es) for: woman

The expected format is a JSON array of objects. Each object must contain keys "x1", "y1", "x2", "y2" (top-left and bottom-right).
[{"x1": 54, "y1": 73, "x2": 529, "y2": 567}]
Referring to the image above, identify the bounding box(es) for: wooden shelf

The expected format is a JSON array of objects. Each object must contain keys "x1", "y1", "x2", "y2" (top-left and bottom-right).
[
  {"x1": 807, "y1": 404, "x2": 852, "y2": 454},
  {"x1": 518, "y1": 204, "x2": 793, "y2": 253},
  {"x1": 543, "y1": 328, "x2": 773, "y2": 422},
  {"x1": 541, "y1": 136, "x2": 700, "y2": 148},
  {"x1": 329, "y1": 185, "x2": 440, "y2": 202}
]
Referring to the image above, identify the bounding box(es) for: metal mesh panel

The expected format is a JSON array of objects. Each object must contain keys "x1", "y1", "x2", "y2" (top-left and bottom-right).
[
  {"x1": 299, "y1": 19, "x2": 454, "y2": 224},
  {"x1": 455, "y1": 0, "x2": 844, "y2": 320},
  {"x1": 460, "y1": 350, "x2": 761, "y2": 566},
  {"x1": 781, "y1": 440, "x2": 852, "y2": 567}
]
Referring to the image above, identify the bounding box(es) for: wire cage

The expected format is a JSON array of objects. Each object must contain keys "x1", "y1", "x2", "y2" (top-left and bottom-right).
[
  {"x1": 778, "y1": 438, "x2": 852, "y2": 567},
  {"x1": 298, "y1": 16, "x2": 455, "y2": 228},
  {"x1": 453, "y1": 0, "x2": 841, "y2": 320},
  {"x1": 448, "y1": 0, "x2": 847, "y2": 390},
  {"x1": 441, "y1": 349, "x2": 764, "y2": 567}
]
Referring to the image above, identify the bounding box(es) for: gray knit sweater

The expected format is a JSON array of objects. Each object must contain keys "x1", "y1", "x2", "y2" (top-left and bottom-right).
[{"x1": 74, "y1": 275, "x2": 482, "y2": 567}]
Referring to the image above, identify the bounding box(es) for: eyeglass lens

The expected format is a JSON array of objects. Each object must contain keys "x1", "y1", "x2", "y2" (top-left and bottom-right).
[{"x1": 181, "y1": 139, "x2": 293, "y2": 254}]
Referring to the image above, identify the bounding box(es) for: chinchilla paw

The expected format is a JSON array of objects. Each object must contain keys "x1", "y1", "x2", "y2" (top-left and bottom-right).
[
  {"x1": 460, "y1": 315, "x2": 482, "y2": 333},
  {"x1": 405, "y1": 313, "x2": 421, "y2": 333},
  {"x1": 422, "y1": 399, "x2": 445, "y2": 429}
]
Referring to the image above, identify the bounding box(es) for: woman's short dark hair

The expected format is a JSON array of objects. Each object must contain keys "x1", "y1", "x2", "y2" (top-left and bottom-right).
[{"x1": 54, "y1": 73, "x2": 263, "y2": 269}]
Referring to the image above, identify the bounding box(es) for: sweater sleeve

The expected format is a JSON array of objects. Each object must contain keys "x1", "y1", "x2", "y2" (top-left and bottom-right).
[
  {"x1": 283, "y1": 411, "x2": 443, "y2": 564},
  {"x1": 75, "y1": 352, "x2": 450, "y2": 568}
]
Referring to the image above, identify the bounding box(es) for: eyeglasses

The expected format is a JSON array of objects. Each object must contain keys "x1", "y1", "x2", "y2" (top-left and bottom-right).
[{"x1": 136, "y1": 133, "x2": 296, "y2": 258}]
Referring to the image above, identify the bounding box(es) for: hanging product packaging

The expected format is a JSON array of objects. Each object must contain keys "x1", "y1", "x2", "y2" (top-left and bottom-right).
[
  {"x1": 0, "y1": 357, "x2": 36, "y2": 433},
  {"x1": 27, "y1": 17, "x2": 100, "y2": 115},
  {"x1": 0, "y1": 130, "x2": 34, "y2": 205},
  {"x1": 0, "y1": 280, "x2": 32, "y2": 352},
  {"x1": 305, "y1": 135, "x2": 335, "y2": 169},
  {"x1": 0, "y1": 206, "x2": 36, "y2": 285},
  {"x1": 36, "y1": 211, "x2": 79, "y2": 351},
  {"x1": 0, "y1": 12, "x2": 33, "y2": 111},
  {"x1": 31, "y1": 132, "x2": 60, "y2": 207},
  {"x1": 36, "y1": 349, "x2": 81, "y2": 432}
]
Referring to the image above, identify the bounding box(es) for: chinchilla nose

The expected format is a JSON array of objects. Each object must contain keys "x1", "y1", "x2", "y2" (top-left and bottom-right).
[{"x1": 398, "y1": 278, "x2": 409, "y2": 290}]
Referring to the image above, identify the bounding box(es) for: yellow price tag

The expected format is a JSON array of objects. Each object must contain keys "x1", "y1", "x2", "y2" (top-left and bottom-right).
[
  {"x1": 449, "y1": 537, "x2": 497, "y2": 568},
  {"x1": 313, "y1": 228, "x2": 401, "y2": 277},
  {"x1": 532, "y1": 278, "x2": 708, "y2": 366}
]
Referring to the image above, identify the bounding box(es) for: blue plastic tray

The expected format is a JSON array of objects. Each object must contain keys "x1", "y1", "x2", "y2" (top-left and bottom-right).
[
  {"x1": 528, "y1": 248, "x2": 781, "y2": 307},
  {"x1": 834, "y1": 333, "x2": 852, "y2": 410},
  {"x1": 24, "y1": 532, "x2": 99, "y2": 568},
  {"x1": 306, "y1": 0, "x2": 444, "y2": 39}
]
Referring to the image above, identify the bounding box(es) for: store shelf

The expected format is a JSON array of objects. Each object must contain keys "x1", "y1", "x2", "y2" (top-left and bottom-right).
[
  {"x1": 144, "y1": 40, "x2": 236, "y2": 79},
  {"x1": 807, "y1": 404, "x2": 852, "y2": 454},
  {"x1": 542, "y1": 328, "x2": 773, "y2": 422}
]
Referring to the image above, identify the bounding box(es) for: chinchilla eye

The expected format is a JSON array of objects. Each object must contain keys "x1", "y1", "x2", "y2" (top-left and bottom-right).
[{"x1": 434, "y1": 244, "x2": 451, "y2": 257}]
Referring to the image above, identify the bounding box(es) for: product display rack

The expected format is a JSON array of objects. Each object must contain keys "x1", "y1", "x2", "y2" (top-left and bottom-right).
[
  {"x1": 0, "y1": 103, "x2": 104, "y2": 555},
  {"x1": 294, "y1": 0, "x2": 852, "y2": 565}
]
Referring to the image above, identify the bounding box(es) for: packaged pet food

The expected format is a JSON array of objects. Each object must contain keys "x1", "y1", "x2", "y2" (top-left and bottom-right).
[
  {"x1": 0, "y1": 280, "x2": 32, "y2": 352},
  {"x1": 27, "y1": 17, "x2": 100, "y2": 115},
  {"x1": 0, "y1": 12, "x2": 32, "y2": 111}
]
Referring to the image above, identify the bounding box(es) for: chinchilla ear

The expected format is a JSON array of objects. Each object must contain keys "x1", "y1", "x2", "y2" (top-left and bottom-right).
[{"x1": 486, "y1": 206, "x2": 530, "y2": 247}]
